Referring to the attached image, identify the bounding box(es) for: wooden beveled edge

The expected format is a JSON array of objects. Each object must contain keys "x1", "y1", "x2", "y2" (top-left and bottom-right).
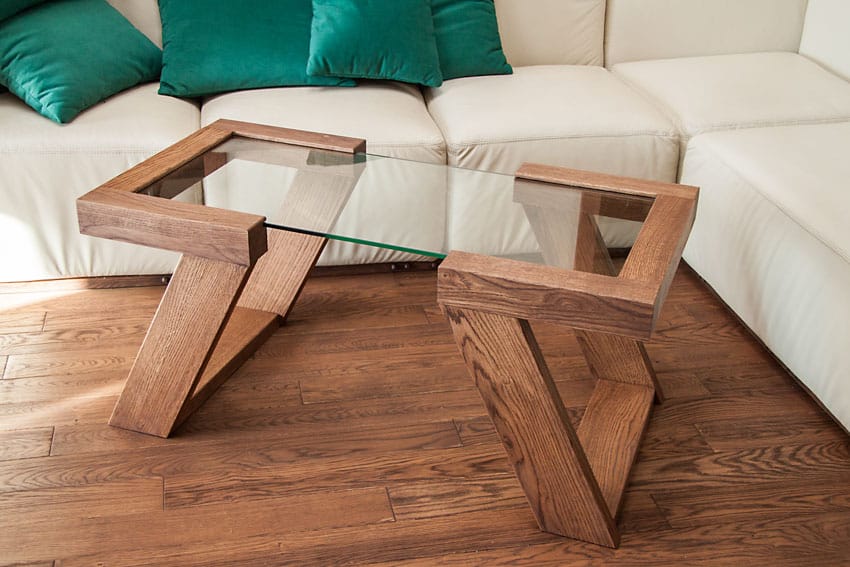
[
  {"x1": 516, "y1": 162, "x2": 698, "y2": 201},
  {"x1": 77, "y1": 121, "x2": 368, "y2": 265},
  {"x1": 437, "y1": 252, "x2": 657, "y2": 341},
  {"x1": 78, "y1": 190, "x2": 267, "y2": 266},
  {"x1": 621, "y1": 193, "x2": 698, "y2": 328},
  {"x1": 514, "y1": 162, "x2": 699, "y2": 332},
  {"x1": 211, "y1": 119, "x2": 367, "y2": 154}
]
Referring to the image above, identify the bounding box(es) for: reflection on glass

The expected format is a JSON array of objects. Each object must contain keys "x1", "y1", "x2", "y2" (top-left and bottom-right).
[{"x1": 140, "y1": 137, "x2": 653, "y2": 275}]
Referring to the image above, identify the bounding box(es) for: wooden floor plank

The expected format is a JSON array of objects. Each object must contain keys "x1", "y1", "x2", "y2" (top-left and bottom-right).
[
  {"x1": 0, "y1": 427, "x2": 53, "y2": 461},
  {"x1": 164, "y1": 444, "x2": 511, "y2": 509},
  {"x1": 0, "y1": 312, "x2": 45, "y2": 335},
  {"x1": 696, "y1": 413, "x2": 848, "y2": 451},
  {"x1": 653, "y1": 472, "x2": 850, "y2": 527},
  {"x1": 0, "y1": 478, "x2": 163, "y2": 523},
  {"x1": 1, "y1": 420, "x2": 462, "y2": 494},
  {"x1": 0, "y1": 324, "x2": 147, "y2": 357},
  {"x1": 3, "y1": 349, "x2": 133, "y2": 380},
  {"x1": 0, "y1": 265, "x2": 847, "y2": 565},
  {"x1": 1, "y1": 487, "x2": 393, "y2": 565}
]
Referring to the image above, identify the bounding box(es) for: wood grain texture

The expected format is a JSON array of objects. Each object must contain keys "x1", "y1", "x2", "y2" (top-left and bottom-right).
[
  {"x1": 0, "y1": 312, "x2": 45, "y2": 334},
  {"x1": 577, "y1": 381, "x2": 654, "y2": 518},
  {"x1": 211, "y1": 118, "x2": 367, "y2": 154},
  {"x1": 444, "y1": 305, "x2": 618, "y2": 547},
  {"x1": 173, "y1": 307, "x2": 279, "y2": 429},
  {"x1": 0, "y1": 427, "x2": 53, "y2": 461},
  {"x1": 1, "y1": 266, "x2": 849, "y2": 565},
  {"x1": 98, "y1": 124, "x2": 232, "y2": 194},
  {"x1": 438, "y1": 252, "x2": 656, "y2": 340},
  {"x1": 0, "y1": 487, "x2": 392, "y2": 565},
  {"x1": 109, "y1": 255, "x2": 250, "y2": 438},
  {"x1": 77, "y1": 189, "x2": 267, "y2": 266},
  {"x1": 237, "y1": 230, "x2": 327, "y2": 318},
  {"x1": 622, "y1": 194, "x2": 698, "y2": 320},
  {"x1": 516, "y1": 162, "x2": 699, "y2": 200},
  {"x1": 574, "y1": 331, "x2": 661, "y2": 392}
]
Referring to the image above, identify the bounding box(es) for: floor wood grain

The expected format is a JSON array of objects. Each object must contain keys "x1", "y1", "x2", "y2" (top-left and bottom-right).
[{"x1": 0, "y1": 264, "x2": 847, "y2": 564}]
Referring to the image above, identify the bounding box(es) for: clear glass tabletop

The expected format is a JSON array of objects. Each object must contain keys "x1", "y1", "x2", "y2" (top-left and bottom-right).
[{"x1": 141, "y1": 136, "x2": 653, "y2": 276}]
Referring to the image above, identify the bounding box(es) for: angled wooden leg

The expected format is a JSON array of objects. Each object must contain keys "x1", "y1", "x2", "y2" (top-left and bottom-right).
[
  {"x1": 444, "y1": 305, "x2": 619, "y2": 548},
  {"x1": 237, "y1": 230, "x2": 327, "y2": 320},
  {"x1": 109, "y1": 255, "x2": 254, "y2": 438}
]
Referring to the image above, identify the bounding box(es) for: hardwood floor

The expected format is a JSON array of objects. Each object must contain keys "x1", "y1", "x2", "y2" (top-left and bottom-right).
[{"x1": 0, "y1": 264, "x2": 848, "y2": 565}]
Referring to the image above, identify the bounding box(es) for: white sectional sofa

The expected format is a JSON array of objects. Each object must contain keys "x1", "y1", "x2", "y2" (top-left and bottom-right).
[{"x1": 1, "y1": 0, "x2": 848, "y2": 429}]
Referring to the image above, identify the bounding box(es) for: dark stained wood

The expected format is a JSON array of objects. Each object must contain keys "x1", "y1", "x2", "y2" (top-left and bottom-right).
[
  {"x1": 0, "y1": 266, "x2": 849, "y2": 565},
  {"x1": 109, "y1": 255, "x2": 251, "y2": 438},
  {"x1": 444, "y1": 306, "x2": 618, "y2": 547}
]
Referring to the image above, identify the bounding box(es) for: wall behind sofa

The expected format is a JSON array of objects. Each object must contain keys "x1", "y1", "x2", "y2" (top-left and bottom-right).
[
  {"x1": 495, "y1": 0, "x2": 605, "y2": 66},
  {"x1": 799, "y1": 0, "x2": 850, "y2": 82},
  {"x1": 108, "y1": 0, "x2": 162, "y2": 47},
  {"x1": 605, "y1": 0, "x2": 808, "y2": 66}
]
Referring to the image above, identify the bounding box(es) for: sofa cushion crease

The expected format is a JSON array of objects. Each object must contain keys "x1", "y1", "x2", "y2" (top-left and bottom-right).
[{"x1": 612, "y1": 52, "x2": 850, "y2": 140}]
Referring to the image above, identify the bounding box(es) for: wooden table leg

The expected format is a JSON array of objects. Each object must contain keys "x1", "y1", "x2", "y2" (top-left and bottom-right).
[
  {"x1": 444, "y1": 305, "x2": 619, "y2": 547},
  {"x1": 109, "y1": 255, "x2": 258, "y2": 437}
]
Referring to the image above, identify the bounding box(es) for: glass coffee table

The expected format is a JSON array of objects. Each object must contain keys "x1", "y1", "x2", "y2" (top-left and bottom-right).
[{"x1": 77, "y1": 120, "x2": 697, "y2": 547}]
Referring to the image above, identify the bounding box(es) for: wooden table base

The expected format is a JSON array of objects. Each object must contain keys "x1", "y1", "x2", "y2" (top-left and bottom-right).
[
  {"x1": 108, "y1": 230, "x2": 326, "y2": 438},
  {"x1": 443, "y1": 304, "x2": 655, "y2": 548}
]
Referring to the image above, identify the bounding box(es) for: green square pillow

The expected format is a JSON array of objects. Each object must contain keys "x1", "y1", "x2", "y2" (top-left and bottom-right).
[
  {"x1": 307, "y1": 0, "x2": 443, "y2": 88},
  {"x1": 0, "y1": 0, "x2": 162, "y2": 124},
  {"x1": 0, "y1": 0, "x2": 46, "y2": 21},
  {"x1": 432, "y1": 0, "x2": 512, "y2": 80},
  {"x1": 158, "y1": 0, "x2": 354, "y2": 98}
]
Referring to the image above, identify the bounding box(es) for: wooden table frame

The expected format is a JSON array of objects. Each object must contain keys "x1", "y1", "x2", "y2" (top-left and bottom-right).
[
  {"x1": 77, "y1": 120, "x2": 697, "y2": 548},
  {"x1": 77, "y1": 119, "x2": 367, "y2": 438},
  {"x1": 438, "y1": 165, "x2": 697, "y2": 547}
]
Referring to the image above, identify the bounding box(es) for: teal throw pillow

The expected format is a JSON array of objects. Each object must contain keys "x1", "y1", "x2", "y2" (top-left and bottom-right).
[
  {"x1": 308, "y1": 0, "x2": 443, "y2": 88},
  {"x1": 0, "y1": 0, "x2": 162, "y2": 124},
  {"x1": 158, "y1": 0, "x2": 354, "y2": 98},
  {"x1": 432, "y1": 0, "x2": 512, "y2": 80},
  {"x1": 0, "y1": 0, "x2": 46, "y2": 21}
]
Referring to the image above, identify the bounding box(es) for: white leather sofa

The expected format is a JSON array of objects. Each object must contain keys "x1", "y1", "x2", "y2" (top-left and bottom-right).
[{"x1": 1, "y1": 0, "x2": 848, "y2": 430}]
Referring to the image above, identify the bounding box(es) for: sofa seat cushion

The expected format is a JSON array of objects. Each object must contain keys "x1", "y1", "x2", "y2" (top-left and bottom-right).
[
  {"x1": 201, "y1": 82, "x2": 446, "y2": 164},
  {"x1": 424, "y1": 65, "x2": 680, "y2": 182},
  {"x1": 0, "y1": 83, "x2": 200, "y2": 281},
  {"x1": 201, "y1": 82, "x2": 447, "y2": 266},
  {"x1": 681, "y1": 121, "x2": 850, "y2": 430},
  {"x1": 613, "y1": 52, "x2": 850, "y2": 139}
]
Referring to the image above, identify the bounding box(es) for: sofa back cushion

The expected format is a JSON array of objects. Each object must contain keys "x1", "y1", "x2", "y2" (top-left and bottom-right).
[
  {"x1": 107, "y1": 0, "x2": 161, "y2": 47},
  {"x1": 799, "y1": 0, "x2": 850, "y2": 82},
  {"x1": 495, "y1": 0, "x2": 604, "y2": 66},
  {"x1": 605, "y1": 0, "x2": 807, "y2": 66}
]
